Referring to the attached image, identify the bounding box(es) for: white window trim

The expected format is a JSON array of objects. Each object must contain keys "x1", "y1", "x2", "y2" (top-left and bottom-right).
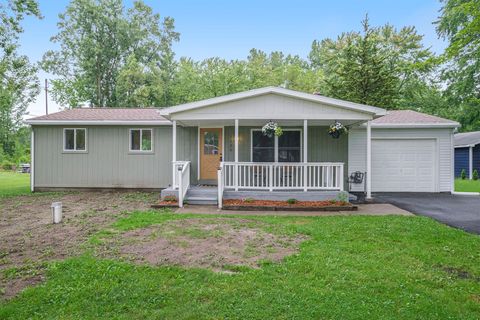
[
  {"x1": 250, "y1": 128, "x2": 302, "y2": 162},
  {"x1": 129, "y1": 128, "x2": 154, "y2": 153},
  {"x1": 63, "y1": 128, "x2": 87, "y2": 152}
]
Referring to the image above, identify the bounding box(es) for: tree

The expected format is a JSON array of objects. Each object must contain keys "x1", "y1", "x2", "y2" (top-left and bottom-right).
[
  {"x1": 0, "y1": 0, "x2": 41, "y2": 158},
  {"x1": 42, "y1": 0, "x2": 179, "y2": 108},
  {"x1": 309, "y1": 15, "x2": 434, "y2": 108},
  {"x1": 436, "y1": 0, "x2": 480, "y2": 131}
]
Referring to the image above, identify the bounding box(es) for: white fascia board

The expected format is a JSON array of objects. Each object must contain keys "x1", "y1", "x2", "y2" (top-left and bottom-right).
[
  {"x1": 160, "y1": 86, "x2": 386, "y2": 117},
  {"x1": 25, "y1": 120, "x2": 172, "y2": 126},
  {"x1": 368, "y1": 122, "x2": 460, "y2": 129},
  {"x1": 454, "y1": 144, "x2": 477, "y2": 148}
]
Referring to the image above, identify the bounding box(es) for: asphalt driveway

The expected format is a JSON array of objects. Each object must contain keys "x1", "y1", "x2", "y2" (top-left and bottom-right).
[{"x1": 373, "y1": 193, "x2": 480, "y2": 235}]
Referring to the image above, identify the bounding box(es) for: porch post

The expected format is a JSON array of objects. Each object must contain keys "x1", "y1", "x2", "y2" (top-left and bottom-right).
[
  {"x1": 303, "y1": 119, "x2": 308, "y2": 191},
  {"x1": 234, "y1": 119, "x2": 239, "y2": 191},
  {"x1": 172, "y1": 120, "x2": 177, "y2": 188},
  {"x1": 366, "y1": 120, "x2": 372, "y2": 199},
  {"x1": 469, "y1": 146, "x2": 473, "y2": 179}
]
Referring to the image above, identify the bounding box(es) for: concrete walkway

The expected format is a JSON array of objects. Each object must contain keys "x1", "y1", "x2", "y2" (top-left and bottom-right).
[{"x1": 174, "y1": 203, "x2": 412, "y2": 216}]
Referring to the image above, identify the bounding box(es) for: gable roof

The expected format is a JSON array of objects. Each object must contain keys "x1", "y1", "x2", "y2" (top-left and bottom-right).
[
  {"x1": 454, "y1": 131, "x2": 480, "y2": 147},
  {"x1": 159, "y1": 86, "x2": 387, "y2": 118},
  {"x1": 370, "y1": 110, "x2": 459, "y2": 128},
  {"x1": 25, "y1": 108, "x2": 170, "y2": 125}
]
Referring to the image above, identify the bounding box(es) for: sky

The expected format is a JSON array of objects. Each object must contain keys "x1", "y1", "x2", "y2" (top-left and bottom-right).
[{"x1": 18, "y1": 0, "x2": 446, "y2": 118}]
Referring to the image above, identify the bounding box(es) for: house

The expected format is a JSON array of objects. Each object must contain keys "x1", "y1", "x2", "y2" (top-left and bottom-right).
[
  {"x1": 454, "y1": 131, "x2": 480, "y2": 179},
  {"x1": 26, "y1": 86, "x2": 459, "y2": 207}
]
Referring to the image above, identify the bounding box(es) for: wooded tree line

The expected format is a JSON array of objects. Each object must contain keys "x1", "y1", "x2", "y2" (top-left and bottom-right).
[{"x1": 1, "y1": 0, "x2": 479, "y2": 165}]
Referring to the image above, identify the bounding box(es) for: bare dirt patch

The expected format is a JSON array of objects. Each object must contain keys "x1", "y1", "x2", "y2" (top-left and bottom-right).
[
  {"x1": 100, "y1": 218, "x2": 308, "y2": 271},
  {"x1": 0, "y1": 191, "x2": 157, "y2": 300}
]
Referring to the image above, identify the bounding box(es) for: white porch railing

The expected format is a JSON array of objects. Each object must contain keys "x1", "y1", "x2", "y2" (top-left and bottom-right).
[
  {"x1": 173, "y1": 161, "x2": 190, "y2": 207},
  {"x1": 221, "y1": 162, "x2": 344, "y2": 191}
]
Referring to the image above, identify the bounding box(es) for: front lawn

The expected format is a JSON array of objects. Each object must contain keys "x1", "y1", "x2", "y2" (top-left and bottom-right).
[
  {"x1": 1, "y1": 211, "x2": 479, "y2": 319},
  {"x1": 455, "y1": 178, "x2": 480, "y2": 192},
  {"x1": 0, "y1": 171, "x2": 30, "y2": 197}
]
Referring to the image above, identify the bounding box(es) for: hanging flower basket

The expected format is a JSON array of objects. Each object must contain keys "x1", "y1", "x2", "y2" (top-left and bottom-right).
[
  {"x1": 262, "y1": 121, "x2": 283, "y2": 138},
  {"x1": 328, "y1": 121, "x2": 347, "y2": 139}
]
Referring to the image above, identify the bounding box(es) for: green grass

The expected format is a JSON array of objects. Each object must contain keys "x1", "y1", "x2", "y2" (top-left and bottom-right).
[
  {"x1": 455, "y1": 178, "x2": 480, "y2": 192},
  {"x1": 0, "y1": 171, "x2": 30, "y2": 197},
  {"x1": 1, "y1": 211, "x2": 480, "y2": 319}
]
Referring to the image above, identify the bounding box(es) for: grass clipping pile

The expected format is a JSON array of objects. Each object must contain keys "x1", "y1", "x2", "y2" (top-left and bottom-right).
[{"x1": 100, "y1": 218, "x2": 308, "y2": 272}]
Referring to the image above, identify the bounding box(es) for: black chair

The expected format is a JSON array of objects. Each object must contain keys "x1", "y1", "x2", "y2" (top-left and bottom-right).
[{"x1": 348, "y1": 171, "x2": 365, "y2": 192}]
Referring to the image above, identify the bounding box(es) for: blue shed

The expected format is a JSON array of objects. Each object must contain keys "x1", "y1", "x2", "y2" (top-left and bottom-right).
[{"x1": 454, "y1": 131, "x2": 480, "y2": 179}]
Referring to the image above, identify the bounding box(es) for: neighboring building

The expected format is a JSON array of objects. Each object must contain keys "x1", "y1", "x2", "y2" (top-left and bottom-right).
[
  {"x1": 26, "y1": 87, "x2": 459, "y2": 206},
  {"x1": 454, "y1": 131, "x2": 480, "y2": 179}
]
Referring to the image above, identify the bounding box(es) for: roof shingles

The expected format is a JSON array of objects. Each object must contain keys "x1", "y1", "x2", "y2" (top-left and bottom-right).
[
  {"x1": 372, "y1": 110, "x2": 456, "y2": 124},
  {"x1": 28, "y1": 108, "x2": 167, "y2": 121}
]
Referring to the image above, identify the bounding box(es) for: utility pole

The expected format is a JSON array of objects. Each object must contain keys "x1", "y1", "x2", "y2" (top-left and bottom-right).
[{"x1": 45, "y1": 79, "x2": 48, "y2": 115}]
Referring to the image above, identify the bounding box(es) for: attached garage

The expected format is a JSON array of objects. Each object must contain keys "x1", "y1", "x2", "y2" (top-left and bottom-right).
[
  {"x1": 371, "y1": 139, "x2": 436, "y2": 192},
  {"x1": 348, "y1": 110, "x2": 458, "y2": 193}
]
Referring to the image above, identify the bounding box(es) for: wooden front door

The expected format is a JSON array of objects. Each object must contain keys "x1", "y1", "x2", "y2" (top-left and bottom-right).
[{"x1": 200, "y1": 128, "x2": 223, "y2": 181}]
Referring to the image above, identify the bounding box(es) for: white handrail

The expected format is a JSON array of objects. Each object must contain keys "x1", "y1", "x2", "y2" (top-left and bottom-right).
[
  {"x1": 217, "y1": 162, "x2": 224, "y2": 209},
  {"x1": 221, "y1": 162, "x2": 344, "y2": 191},
  {"x1": 172, "y1": 161, "x2": 189, "y2": 189},
  {"x1": 176, "y1": 161, "x2": 190, "y2": 208}
]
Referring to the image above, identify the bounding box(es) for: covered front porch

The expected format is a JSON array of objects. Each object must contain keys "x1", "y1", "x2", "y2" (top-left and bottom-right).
[{"x1": 159, "y1": 87, "x2": 384, "y2": 207}]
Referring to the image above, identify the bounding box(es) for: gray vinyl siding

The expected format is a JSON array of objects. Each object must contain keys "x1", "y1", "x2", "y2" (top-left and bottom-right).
[
  {"x1": 224, "y1": 126, "x2": 348, "y2": 180},
  {"x1": 33, "y1": 125, "x2": 177, "y2": 189},
  {"x1": 177, "y1": 126, "x2": 198, "y2": 184},
  {"x1": 348, "y1": 128, "x2": 454, "y2": 192}
]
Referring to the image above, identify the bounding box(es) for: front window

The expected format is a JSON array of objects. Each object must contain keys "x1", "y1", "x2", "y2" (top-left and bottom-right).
[
  {"x1": 251, "y1": 129, "x2": 301, "y2": 162},
  {"x1": 278, "y1": 130, "x2": 301, "y2": 162},
  {"x1": 64, "y1": 128, "x2": 86, "y2": 151},
  {"x1": 252, "y1": 131, "x2": 275, "y2": 162},
  {"x1": 130, "y1": 129, "x2": 153, "y2": 152}
]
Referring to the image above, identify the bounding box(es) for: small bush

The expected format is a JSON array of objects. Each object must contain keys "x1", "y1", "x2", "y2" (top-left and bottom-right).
[
  {"x1": 329, "y1": 199, "x2": 337, "y2": 204},
  {"x1": 473, "y1": 170, "x2": 479, "y2": 181},
  {"x1": 163, "y1": 195, "x2": 177, "y2": 202},
  {"x1": 286, "y1": 198, "x2": 297, "y2": 205},
  {"x1": 17, "y1": 155, "x2": 30, "y2": 165},
  {"x1": 242, "y1": 198, "x2": 255, "y2": 203},
  {"x1": 1, "y1": 160, "x2": 14, "y2": 171},
  {"x1": 336, "y1": 191, "x2": 349, "y2": 203},
  {"x1": 461, "y1": 169, "x2": 467, "y2": 180}
]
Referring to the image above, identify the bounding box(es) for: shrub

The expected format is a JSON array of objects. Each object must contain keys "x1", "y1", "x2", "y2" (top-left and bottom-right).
[
  {"x1": 329, "y1": 199, "x2": 337, "y2": 204},
  {"x1": 461, "y1": 169, "x2": 467, "y2": 180},
  {"x1": 1, "y1": 160, "x2": 14, "y2": 171},
  {"x1": 17, "y1": 155, "x2": 30, "y2": 165},
  {"x1": 286, "y1": 198, "x2": 297, "y2": 205},
  {"x1": 336, "y1": 191, "x2": 349, "y2": 203},
  {"x1": 473, "y1": 170, "x2": 479, "y2": 181},
  {"x1": 242, "y1": 198, "x2": 255, "y2": 203}
]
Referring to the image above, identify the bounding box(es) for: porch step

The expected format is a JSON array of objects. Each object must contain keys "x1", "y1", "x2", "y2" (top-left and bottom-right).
[
  {"x1": 185, "y1": 196, "x2": 218, "y2": 205},
  {"x1": 185, "y1": 187, "x2": 218, "y2": 205}
]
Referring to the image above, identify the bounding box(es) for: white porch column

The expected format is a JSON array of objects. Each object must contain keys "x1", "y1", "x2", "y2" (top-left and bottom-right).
[
  {"x1": 30, "y1": 129, "x2": 34, "y2": 193},
  {"x1": 303, "y1": 119, "x2": 308, "y2": 191},
  {"x1": 469, "y1": 146, "x2": 473, "y2": 179},
  {"x1": 172, "y1": 120, "x2": 177, "y2": 188},
  {"x1": 234, "y1": 119, "x2": 239, "y2": 191},
  {"x1": 366, "y1": 120, "x2": 372, "y2": 199}
]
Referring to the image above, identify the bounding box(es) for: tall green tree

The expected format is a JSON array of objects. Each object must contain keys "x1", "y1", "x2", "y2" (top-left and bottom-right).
[
  {"x1": 0, "y1": 0, "x2": 41, "y2": 157},
  {"x1": 42, "y1": 0, "x2": 179, "y2": 108},
  {"x1": 309, "y1": 16, "x2": 434, "y2": 108},
  {"x1": 436, "y1": 0, "x2": 480, "y2": 130}
]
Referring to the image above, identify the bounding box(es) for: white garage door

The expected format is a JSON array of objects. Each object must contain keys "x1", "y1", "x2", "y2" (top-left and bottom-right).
[{"x1": 372, "y1": 139, "x2": 436, "y2": 192}]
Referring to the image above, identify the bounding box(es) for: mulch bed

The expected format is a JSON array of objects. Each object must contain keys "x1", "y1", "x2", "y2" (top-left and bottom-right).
[
  {"x1": 223, "y1": 199, "x2": 357, "y2": 211},
  {"x1": 151, "y1": 201, "x2": 178, "y2": 208}
]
